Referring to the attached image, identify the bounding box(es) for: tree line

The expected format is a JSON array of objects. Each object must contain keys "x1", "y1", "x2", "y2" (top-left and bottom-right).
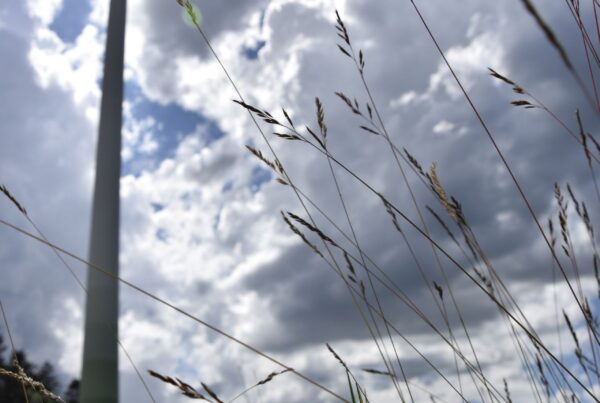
[{"x1": 0, "y1": 332, "x2": 79, "y2": 402}]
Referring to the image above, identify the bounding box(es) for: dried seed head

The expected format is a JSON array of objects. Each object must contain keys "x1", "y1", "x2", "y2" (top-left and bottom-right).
[
  {"x1": 429, "y1": 163, "x2": 457, "y2": 220},
  {"x1": 281, "y1": 212, "x2": 323, "y2": 258},
  {"x1": 148, "y1": 369, "x2": 210, "y2": 401},
  {"x1": 0, "y1": 184, "x2": 27, "y2": 215},
  {"x1": 519, "y1": 0, "x2": 574, "y2": 71},
  {"x1": 488, "y1": 68, "x2": 516, "y2": 86},
  {"x1": 0, "y1": 365, "x2": 66, "y2": 403},
  {"x1": 326, "y1": 343, "x2": 349, "y2": 372}
]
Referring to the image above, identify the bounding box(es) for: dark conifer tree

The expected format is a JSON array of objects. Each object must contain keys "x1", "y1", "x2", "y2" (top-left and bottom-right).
[
  {"x1": 0, "y1": 332, "x2": 79, "y2": 402},
  {"x1": 64, "y1": 379, "x2": 80, "y2": 403}
]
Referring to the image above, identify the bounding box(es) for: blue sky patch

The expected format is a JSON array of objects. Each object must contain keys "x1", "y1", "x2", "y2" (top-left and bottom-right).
[
  {"x1": 242, "y1": 40, "x2": 266, "y2": 60},
  {"x1": 122, "y1": 81, "x2": 224, "y2": 175},
  {"x1": 250, "y1": 165, "x2": 272, "y2": 193},
  {"x1": 259, "y1": 8, "x2": 266, "y2": 31},
  {"x1": 151, "y1": 202, "x2": 165, "y2": 213},
  {"x1": 155, "y1": 228, "x2": 168, "y2": 242},
  {"x1": 49, "y1": 0, "x2": 92, "y2": 43},
  {"x1": 212, "y1": 211, "x2": 221, "y2": 232},
  {"x1": 221, "y1": 181, "x2": 233, "y2": 193}
]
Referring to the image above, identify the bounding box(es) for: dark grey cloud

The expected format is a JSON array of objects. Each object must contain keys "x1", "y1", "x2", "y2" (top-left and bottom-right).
[
  {"x1": 185, "y1": 0, "x2": 600, "y2": 384},
  {"x1": 0, "y1": 0, "x2": 96, "y2": 389},
  {"x1": 3, "y1": 0, "x2": 600, "y2": 401}
]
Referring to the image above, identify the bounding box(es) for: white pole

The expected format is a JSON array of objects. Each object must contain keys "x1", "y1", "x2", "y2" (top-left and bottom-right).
[{"x1": 80, "y1": 0, "x2": 126, "y2": 401}]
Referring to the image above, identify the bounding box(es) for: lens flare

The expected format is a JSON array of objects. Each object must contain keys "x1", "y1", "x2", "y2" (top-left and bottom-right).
[{"x1": 181, "y1": 2, "x2": 202, "y2": 28}]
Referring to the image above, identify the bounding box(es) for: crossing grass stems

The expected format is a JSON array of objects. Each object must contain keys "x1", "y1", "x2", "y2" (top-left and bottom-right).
[{"x1": 4, "y1": 0, "x2": 600, "y2": 402}]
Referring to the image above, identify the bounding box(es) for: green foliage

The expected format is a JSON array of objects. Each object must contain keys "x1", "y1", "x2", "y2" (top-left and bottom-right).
[{"x1": 346, "y1": 371, "x2": 368, "y2": 403}]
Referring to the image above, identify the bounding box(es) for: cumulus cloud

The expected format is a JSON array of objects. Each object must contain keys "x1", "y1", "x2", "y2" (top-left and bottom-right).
[
  {"x1": 0, "y1": 0, "x2": 97, "y2": 382},
  {"x1": 1, "y1": 0, "x2": 600, "y2": 401}
]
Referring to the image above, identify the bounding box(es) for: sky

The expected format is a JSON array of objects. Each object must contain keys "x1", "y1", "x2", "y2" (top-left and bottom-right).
[{"x1": 1, "y1": 0, "x2": 600, "y2": 401}]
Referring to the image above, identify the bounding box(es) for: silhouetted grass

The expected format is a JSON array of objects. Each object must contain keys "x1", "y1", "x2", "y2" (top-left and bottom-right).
[{"x1": 3, "y1": 0, "x2": 600, "y2": 401}]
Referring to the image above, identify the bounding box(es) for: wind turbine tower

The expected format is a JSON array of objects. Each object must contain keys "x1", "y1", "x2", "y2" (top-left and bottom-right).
[{"x1": 80, "y1": 0, "x2": 126, "y2": 401}]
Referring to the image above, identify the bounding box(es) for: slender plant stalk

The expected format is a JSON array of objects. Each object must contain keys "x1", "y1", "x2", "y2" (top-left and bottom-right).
[
  {"x1": 0, "y1": 184, "x2": 157, "y2": 402},
  {"x1": 0, "y1": 298, "x2": 30, "y2": 403},
  {"x1": 407, "y1": 0, "x2": 600, "y2": 352},
  {"x1": 0, "y1": 218, "x2": 349, "y2": 402}
]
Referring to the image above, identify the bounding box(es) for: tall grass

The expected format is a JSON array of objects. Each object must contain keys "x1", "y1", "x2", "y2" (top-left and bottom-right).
[
  {"x1": 183, "y1": 0, "x2": 600, "y2": 401},
  {"x1": 4, "y1": 0, "x2": 600, "y2": 402}
]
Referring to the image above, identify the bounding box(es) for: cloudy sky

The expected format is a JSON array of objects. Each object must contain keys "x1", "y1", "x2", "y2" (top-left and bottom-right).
[{"x1": 1, "y1": 0, "x2": 600, "y2": 401}]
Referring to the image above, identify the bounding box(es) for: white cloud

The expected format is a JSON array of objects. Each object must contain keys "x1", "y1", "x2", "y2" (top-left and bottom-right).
[
  {"x1": 2, "y1": 0, "x2": 600, "y2": 401},
  {"x1": 432, "y1": 119, "x2": 455, "y2": 135},
  {"x1": 390, "y1": 91, "x2": 418, "y2": 108},
  {"x1": 121, "y1": 114, "x2": 159, "y2": 162},
  {"x1": 52, "y1": 297, "x2": 84, "y2": 377},
  {"x1": 427, "y1": 32, "x2": 505, "y2": 99},
  {"x1": 29, "y1": 23, "x2": 103, "y2": 111},
  {"x1": 26, "y1": 0, "x2": 63, "y2": 26}
]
